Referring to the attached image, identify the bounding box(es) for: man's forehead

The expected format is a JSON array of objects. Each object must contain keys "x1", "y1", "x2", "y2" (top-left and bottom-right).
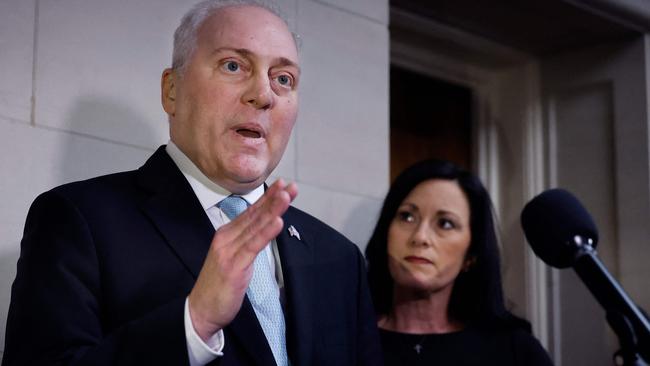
[
  {"x1": 209, "y1": 47, "x2": 301, "y2": 73},
  {"x1": 198, "y1": 5, "x2": 299, "y2": 62}
]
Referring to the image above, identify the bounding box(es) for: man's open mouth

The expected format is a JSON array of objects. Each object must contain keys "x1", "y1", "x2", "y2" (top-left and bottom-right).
[{"x1": 236, "y1": 128, "x2": 262, "y2": 138}]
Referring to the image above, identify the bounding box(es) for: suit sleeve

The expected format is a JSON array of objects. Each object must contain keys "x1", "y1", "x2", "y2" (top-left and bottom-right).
[
  {"x1": 353, "y1": 247, "x2": 384, "y2": 366},
  {"x1": 2, "y1": 190, "x2": 190, "y2": 366}
]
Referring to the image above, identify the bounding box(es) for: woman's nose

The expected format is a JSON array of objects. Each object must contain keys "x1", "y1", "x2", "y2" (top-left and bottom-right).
[{"x1": 410, "y1": 223, "x2": 432, "y2": 247}]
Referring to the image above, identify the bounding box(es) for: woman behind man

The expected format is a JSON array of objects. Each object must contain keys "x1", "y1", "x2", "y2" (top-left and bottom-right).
[{"x1": 366, "y1": 160, "x2": 553, "y2": 366}]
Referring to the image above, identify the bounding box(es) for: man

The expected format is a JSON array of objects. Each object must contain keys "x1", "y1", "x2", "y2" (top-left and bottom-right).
[{"x1": 2, "y1": 1, "x2": 382, "y2": 365}]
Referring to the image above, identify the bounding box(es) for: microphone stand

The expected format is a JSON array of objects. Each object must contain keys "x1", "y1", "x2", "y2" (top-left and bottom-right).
[
  {"x1": 607, "y1": 311, "x2": 648, "y2": 366},
  {"x1": 572, "y1": 237, "x2": 650, "y2": 366}
]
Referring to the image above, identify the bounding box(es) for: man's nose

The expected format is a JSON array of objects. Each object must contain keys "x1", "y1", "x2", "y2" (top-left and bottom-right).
[{"x1": 242, "y1": 72, "x2": 274, "y2": 110}]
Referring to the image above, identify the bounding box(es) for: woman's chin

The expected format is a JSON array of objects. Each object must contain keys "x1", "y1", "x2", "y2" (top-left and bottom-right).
[{"x1": 394, "y1": 276, "x2": 453, "y2": 297}]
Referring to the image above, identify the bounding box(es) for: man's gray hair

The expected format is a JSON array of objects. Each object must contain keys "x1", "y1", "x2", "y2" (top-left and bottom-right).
[{"x1": 172, "y1": 0, "x2": 298, "y2": 74}]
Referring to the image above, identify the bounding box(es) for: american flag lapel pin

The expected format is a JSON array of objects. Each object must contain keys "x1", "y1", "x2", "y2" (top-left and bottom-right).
[{"x1": 288, "y1": 225, "x2": 301, "y2": 241}]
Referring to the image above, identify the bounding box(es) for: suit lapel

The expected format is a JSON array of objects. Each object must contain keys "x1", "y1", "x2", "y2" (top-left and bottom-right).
[
  {"x1": 226, "y1": 298, "x2": 277, "y2": 366},
  {"x1": 277, "y1": 207, "x2": 315, "y2": 366},
  {"x1": 137, "y1": 146, "x2": 214, "y2": 278}
]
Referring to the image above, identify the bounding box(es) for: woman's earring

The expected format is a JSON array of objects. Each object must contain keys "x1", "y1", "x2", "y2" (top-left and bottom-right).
[{"x1": 462, "y1": 257, "x2": 476, "y2": 272}]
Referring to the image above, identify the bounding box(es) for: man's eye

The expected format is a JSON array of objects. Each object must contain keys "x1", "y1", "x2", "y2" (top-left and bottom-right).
[
  {"x1": 277, "y1": 74, "x2": 293, "y2": 87},
  {"x1": 224, "y1": 61, "x2": 240, "y2": 72}
]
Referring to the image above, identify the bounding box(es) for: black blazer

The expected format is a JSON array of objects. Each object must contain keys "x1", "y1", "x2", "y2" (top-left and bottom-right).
[{"x1": 3, "y1": 146, "x2": 382, "y2": 366}]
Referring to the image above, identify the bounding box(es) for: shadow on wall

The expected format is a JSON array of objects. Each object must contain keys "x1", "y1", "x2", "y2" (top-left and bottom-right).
[
  {"x1": 0, "y1": 245, "x2": 18, "y2": 363},
  {"x1": 57, "y1": 95, "x2": 161, "y2": 184},
  {"x1": 0, "y1": 95, "x2": 161, "y2": 356},
  {"x1": 340, "y1": 198, "x2": 383, "y2": 254}
]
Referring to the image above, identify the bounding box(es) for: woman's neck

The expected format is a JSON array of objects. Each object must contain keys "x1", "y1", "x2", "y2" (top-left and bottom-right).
[{"x1": 379, "y1": 285, "x2": 463, "y2": 334}]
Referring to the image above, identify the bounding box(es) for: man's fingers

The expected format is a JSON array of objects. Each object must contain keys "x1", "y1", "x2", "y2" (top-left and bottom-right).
[
  {"x1": 232, "y1": 189, "x2": 290, "y2": 248},
  {"x1": 224, "y1": 180, "x2": 285, "y2": 229},
  {"x1": 234, "y1": 216, "x2": 284, "y2": 264},
  {"x1": 212, "y1": 181, "x2": 291, "y2": 254},
  {"x1": 284, "y1": 181, "x2": 298, "y2": 202},
  {"x1": 211, "y1": 179, "x2": 298, "y2": 263},
  {"x1": 228, "y1": 184, "x2": 292, "y2": 262},
  {"x1": 227, "y1": 180, "x2": 292, "y2": 234}
]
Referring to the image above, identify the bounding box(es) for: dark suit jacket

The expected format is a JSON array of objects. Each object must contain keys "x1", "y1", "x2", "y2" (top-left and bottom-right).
[{"x1": 3, "y1": 146, "x2": 382, "y2": 366}]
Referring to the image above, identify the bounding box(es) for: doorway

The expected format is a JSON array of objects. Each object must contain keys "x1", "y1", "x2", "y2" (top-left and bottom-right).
[{"x1": 390, "y1": 65, "x2": 473, "y2": 180}]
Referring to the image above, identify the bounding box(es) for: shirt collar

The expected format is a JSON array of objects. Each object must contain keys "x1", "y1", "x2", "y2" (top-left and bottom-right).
[{"x1": 165, "y1": 141, "x2": 264, "y2": 210}]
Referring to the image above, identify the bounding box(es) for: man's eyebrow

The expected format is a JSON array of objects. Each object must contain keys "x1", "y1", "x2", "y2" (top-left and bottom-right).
[
  {"x1": 276, "y1": 57, "x2": 301, "y2": 73},
  {"x1": 211, "y1": 47, "x2": 301, "y2": 73}
]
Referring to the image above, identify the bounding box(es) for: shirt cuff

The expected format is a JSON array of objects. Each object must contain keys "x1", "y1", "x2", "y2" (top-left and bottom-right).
[{"x1": 184, "y1": 297, "x2": 224, "y2": 366}]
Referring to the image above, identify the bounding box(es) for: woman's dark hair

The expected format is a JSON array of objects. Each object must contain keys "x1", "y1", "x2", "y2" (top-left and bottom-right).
[{"x1": 365, "y1": 159, "x2": 529, "y2": 331}]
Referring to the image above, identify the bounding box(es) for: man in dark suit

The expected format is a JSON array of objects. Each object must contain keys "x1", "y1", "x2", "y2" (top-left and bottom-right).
[{"x1": 2, "y1": 1, "x2": 382, "y2": 365}]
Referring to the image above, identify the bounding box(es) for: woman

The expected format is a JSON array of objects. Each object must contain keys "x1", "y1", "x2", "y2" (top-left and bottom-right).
[{"x1": 366, "y1": 160, "x2": 553, "y2": 366}]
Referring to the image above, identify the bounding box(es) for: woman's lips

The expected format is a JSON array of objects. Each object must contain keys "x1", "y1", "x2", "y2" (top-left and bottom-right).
[{"x1": 404, "y1": 256, "x2": 432, "y2": 265}]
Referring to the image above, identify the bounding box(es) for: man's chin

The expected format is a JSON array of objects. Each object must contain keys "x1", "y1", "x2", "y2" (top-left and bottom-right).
[
  {"x1": 219, "y1": 156, "x2": 280, "y2": 191},
  {"x1": 226, "y1": 169, "x2": 269, "y2": 193}
]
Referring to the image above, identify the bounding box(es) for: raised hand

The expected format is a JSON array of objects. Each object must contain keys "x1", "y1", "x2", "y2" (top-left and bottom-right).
[{"x1": 188, "y1": 179, "x2": 298, "y2": 341}]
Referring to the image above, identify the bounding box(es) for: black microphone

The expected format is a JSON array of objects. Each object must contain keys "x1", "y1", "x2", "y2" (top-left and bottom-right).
[{"x1": 521, "y1": 188, "x2": 650, "y2": 364}]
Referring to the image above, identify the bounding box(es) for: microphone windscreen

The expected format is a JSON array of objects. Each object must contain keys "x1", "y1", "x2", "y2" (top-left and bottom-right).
[{"x1": 521, "y1": 188, "x2": 599, "y2": 268}]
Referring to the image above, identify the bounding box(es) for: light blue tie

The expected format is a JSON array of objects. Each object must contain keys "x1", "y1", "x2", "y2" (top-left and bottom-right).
[{"x1": 218, "y1": 195, "x2": 289, "y2": 366}]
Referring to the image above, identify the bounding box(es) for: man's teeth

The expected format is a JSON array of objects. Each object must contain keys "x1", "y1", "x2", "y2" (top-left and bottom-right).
[{"x1": 237, "y1": 129, "x2": 261, "y2": 138}]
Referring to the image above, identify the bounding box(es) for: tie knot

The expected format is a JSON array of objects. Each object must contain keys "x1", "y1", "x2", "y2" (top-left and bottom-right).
[{"x1": 218, "y1": 195, "x2": 248, "y2": 220}]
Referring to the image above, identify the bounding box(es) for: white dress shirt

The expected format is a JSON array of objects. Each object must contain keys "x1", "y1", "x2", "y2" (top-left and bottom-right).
[{"x1": 165, "y1": 142, "x2": 284, "y2": 366}]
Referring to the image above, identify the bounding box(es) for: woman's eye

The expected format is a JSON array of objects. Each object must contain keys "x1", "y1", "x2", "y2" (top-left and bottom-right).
[
  {"x1": 397, "y1": 211, "x2": 415, "y2": 223},
  {"x1": 223, "y1": 61, "x2": 240, "y2": 72},
  {"x1": 439, "y1": 219, "x2": 455, "y2": 230}
]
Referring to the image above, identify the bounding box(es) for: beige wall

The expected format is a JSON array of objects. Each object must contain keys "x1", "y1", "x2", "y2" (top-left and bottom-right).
[{"x1": 0, "y1": 0, "x2": 389, "y2": 355}]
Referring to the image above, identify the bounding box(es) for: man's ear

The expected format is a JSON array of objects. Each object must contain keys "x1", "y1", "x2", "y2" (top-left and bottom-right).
[{"x1": 161, "y1": 68, "x2": 177, "y2": 117}]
